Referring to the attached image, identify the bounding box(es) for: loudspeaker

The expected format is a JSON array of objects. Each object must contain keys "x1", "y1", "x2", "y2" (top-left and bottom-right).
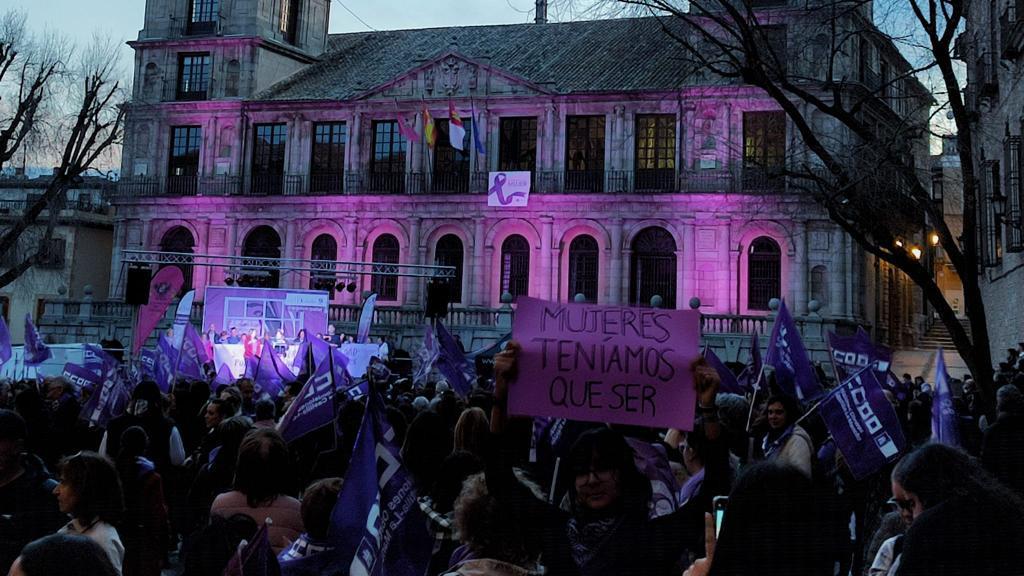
[
  {"x1": 425, "y1": 280, "x2": 452, "y2": 318},
  {"x1": 125, "y1": 266, "x2": 152, "y2": 305}
]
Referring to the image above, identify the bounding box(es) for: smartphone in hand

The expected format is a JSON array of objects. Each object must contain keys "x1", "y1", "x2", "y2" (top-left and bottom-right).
[{"x1": 713, "y1": 496, "x2": 728, "y2": 538}]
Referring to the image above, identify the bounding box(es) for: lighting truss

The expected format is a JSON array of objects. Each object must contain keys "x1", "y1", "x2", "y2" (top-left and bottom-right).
[{"x1": 121, "y1": 250, "x2": 457, "y2": 280}]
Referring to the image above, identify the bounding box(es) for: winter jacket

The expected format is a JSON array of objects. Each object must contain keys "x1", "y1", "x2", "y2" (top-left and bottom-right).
[
  {"x1": 0, "y1": 453, "x2": 64, "y2": 574},
  {"x1": 443, "y1": 558, "x2": 545, "y2": 576},
  {"x1": 774, "y1": 425, "x2": 814, "y2": 478},
  {"x1": 210, "y1": 490, "x2": 303, "y2": 553},
  {"x1": 981, "y1": 412, "x2": 1024, "y2": 497}
]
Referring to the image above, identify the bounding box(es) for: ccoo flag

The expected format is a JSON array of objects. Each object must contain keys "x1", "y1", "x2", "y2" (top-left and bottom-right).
[
  {"x1": 412, "y1": 323, "x2": 438, "y2": 386},
  {"x1": 819, "y1": 366, "x2": 906, "y2": 479},
  {"x1": 765, "y1": 301, "x2": 822, "y2": 402},
  {"x1": 931, "y1": 348, "x2": 962, "y2": 447},
  {"x1": 155, "y1": 334, "x2": 179, "y2": 393},
  {"x1": 448, "y1": 100, "x2": 466, "y2": 151},
  {"x1": 252, "y1": 337, "x2": 295, "y2": 398},
  {"x1": 702, "y1": 345, "x2": 746, "y2": 395},
  {"x1": 326, "y1": 388, "x2": 433, "y2": 576}
]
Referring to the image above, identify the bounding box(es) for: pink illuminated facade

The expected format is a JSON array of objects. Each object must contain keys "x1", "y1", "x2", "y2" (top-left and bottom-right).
[{"x1": 111, "y1": 0, "x2": 932, "y2": 346}]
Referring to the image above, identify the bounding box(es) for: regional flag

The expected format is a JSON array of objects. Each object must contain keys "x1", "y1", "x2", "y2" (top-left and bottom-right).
[
  {"x1": 423, "y1": 106, "x2": 436, "y2": 149},
  {"x1": 448, "y1": 101, "x2": 466, "y2": 151}
]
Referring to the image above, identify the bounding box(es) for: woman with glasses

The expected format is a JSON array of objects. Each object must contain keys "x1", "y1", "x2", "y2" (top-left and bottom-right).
[
  {"x1": 484, "y1": 342, "x2": 721, "y2": 576},
  {"x1": 53, "y1": 452, "x2": 125, "y2": 575}
]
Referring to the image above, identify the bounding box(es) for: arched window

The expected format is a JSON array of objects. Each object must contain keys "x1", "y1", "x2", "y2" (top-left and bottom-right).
[
  {"x1": 309, "y1": 234, "x2": 338, "y2": 296},
  {"x1": 810, "y1": 265, "x2": 828, "y2": 309},
  {"x1": 371, "y1": 234, "x2": 400, "y2": 301},
  {"x1": 630, "y1": 227, "x2": 676, "y2": 308},
  {"x1": 500, "y1": 235, "x2": 530, "y2": 301},
  {"x1": 225, "y1": 59, "x2": 240, "y2": 97},
  {"x1": 241, "y1": 226, "x2": 281, "y2": 288},
  {"x1": 568, "y1": 235, "x2": 599, "y2": 303},
  {"x1": 748, "y1": 236, "x2": 781, "y2": 311},
  {"x1": 159, "y1": 226, "x2": 195, "y2": 294},
  {"x1": 434, "y1": 234, "x2": 464, "y2": 303}
]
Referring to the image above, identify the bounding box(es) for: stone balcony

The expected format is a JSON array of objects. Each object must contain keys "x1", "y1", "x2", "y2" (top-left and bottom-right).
[{"x1": 38, "y1": 297, "x2": 861, "y2": 367}]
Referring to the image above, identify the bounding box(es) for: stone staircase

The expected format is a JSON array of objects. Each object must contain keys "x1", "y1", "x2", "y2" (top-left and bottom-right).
[
  {"x1": 891, "y1": 318, "x2": 972, "y2": 381},
  {"x1": 918, "y1": 318, "x2": 971, "y2": 350}
]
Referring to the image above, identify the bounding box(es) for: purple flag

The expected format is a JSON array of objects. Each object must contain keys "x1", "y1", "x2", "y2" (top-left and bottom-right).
[
  {"x1": 827, "y1": 330, "x2": 892, "y2": 385},
  {"x1": 931, "y1": 348, "x2": 962, "y2": 447},
  {"x1": 625, "y1": 438, "x2": 680, "y2": 518},
  {"x1": 819, "y1": 366, "x2": 906, "y2": 479},
  {"x1": 356, "y1": 293, "x2": 377, "y2": 344},
  {"x1": 434, "y1": 321, "x2": 474, "y2": 397},
  {"x1": 325, "y1": 388, "x2": 433, "y2": 575},
  {"x1": 214, "y1": 362, "x2": 235, "y2": 386},
  {"x1": 252, "y1": 338, "x2": 294, "y2": 398},
  {"x1": 176, "y1": 324, "x2": 208, "y2": 381},
  {"x1": 23, "y1": 314, "x2": 51, "y2": 365},
  {"x1": 278, "y1": 353, "x2": 336, "y2": 443},
  {"x1": 138, "y1": 348, "x2": 157, "y2": 379},
  {"x1": 63, "y1": 363, "x2": 102, "y2": 394},
  {"x1": 80, "y1": 354, "x2": 130, "y2": 428},
  {"x1": 0, "y1": 315, "x2": 11, "y2": 366},
  {"x1": 154, "y1": 335, "x2": 178, "y2": 393},
  {"x1": 765, "y1": 301, "x2": 822, "y2": 402},
  {"x1": 471, "y1": 103, "x2": 486, "y2": 155},
  {"x1": 702, "y1": 345, "x2": 746, "y2": 395},
  {"x1": 413, "y1": 323, "x2": 438, "y2": 386},
  {"x1": 224, "y1": 522, "x2": 280, "y2": 576}
]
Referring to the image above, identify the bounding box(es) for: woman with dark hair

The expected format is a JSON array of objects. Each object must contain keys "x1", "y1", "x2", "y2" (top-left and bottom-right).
[
  {"x1": 101, "y1": 381, "x2": 186, "y2": 474},
  {"x1": 10, "y1": 534, "x2": 118, "y2": 576},
  {"x1": 761, "y1": 394, "x2": 813, "y2": 478},
  {"x1": 185, "y1": 416, "x2": 252, "y2": 532},
  {"x1": 486, "y1": 342, "x2": 718, "y2": 576},
  {"x1": 210, "y1": 427, "x2": 302, "y2": 552},
  {"x1": 684, "y1": 461, "x2": 837, "y2": 576},
  {"x1": 115, "y1": 427, "x2": 168, "y2": 576},
  {"x1": 454, "y1": 407, "x2": 490, "y2": 461},
  {"x1": 54, "y1": 452, "x2": 125, "y2": 574},
  {"x1": 890, "y1": 443, "x2": 1024, "y2": 576},
  {"x1": 401, "y1": 410, "x2": 453, "y2": 492}
]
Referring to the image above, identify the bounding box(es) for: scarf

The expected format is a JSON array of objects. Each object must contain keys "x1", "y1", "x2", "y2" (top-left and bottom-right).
[
  {"x1": 566, "y1": 515, "x2": 624, "y2": 570},
  {"x1": 762, "y1": 425, "x2": 795, "y2": 460}
]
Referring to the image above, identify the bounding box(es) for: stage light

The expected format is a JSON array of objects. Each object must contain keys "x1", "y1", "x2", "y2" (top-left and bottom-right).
[
  {"x1": 335, "y1": 282, "x2": 346, "y2": 292},
  {"x1": 346, "y1": 281, "x2": 357, "y2": 293},
  {"x1": 224, "y1": 276, "x2": 235, "y2": 286}
]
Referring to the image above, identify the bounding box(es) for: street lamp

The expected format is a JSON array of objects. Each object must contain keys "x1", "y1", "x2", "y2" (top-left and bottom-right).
[{"x1": 910, "y1": 246, "x2": 923, "y2": 260}]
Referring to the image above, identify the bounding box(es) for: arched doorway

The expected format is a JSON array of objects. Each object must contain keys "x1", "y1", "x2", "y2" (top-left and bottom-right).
[
  {"x1": 241, "y1": 226, "x2": 281, "y2": 288},
  {"x1": 630, "y1": 227, "x2": 676, "y2": 308}
]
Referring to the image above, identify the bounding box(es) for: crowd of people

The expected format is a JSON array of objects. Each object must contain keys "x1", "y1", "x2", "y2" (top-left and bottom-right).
[{"x1": 0, "y1": 331, "x2": 1022, "y2": 576}]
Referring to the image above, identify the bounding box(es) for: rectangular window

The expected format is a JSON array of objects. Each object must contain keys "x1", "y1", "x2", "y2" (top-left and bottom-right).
[
  {"x1": 177, "y1": 53, "x2": 211, "y2": 100},
  {"x1": 168, "y1": 126, "x2": 201, "y2": 196},
  {"x1": 37, "y1": 237, "x2": 65, "y2": 269},
  {"x1": 565, "y1": 115, "x2": 606, "y2": 192},
  {"x1": 370, "y1": 120, "x2": 406, "y2": 193},
  {"x1": 1005, "y1": 136, "x2": 1022, "y2": 251},
  {"x1": 634, "y1": 114, "x2": 676, "y2": 191},
  {"x1": 251, "y1": 124, "x2": 287, "y2": 195},
  {"x1": 310, "y1": 122, "x2": 346, "y2": 194},
  {"x1": 187, "y1": 0, "x2": 218, "y2": 34},
  {"x1": 498, "y1": 117, "x2": 537, "y2": 172},
  {"x1": 742, "y1": 111, "x2": 786, "y2": 191},
  {"x1": 433, "y1": 119, "x2": 472, "y2": 193},
  {"x1": 280, "y1": 0, "x2": 299, "y2": 44},
  {"x1": 992, "y1": 160, "x2": 1003, "y2": 264}
]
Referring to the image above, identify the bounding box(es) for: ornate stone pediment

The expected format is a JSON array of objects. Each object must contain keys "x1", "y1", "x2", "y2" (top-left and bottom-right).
[{"x1": 355, "y1": 51, "x2": 551, "y2": 101}]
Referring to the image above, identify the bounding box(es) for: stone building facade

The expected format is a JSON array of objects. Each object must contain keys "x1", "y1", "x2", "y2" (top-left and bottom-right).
[
  {"x1": 964, "y1": 0, "x2": 1024, "y2": 360},
  {"x1": 111, "y1": 0, "x2": 932, "y2": 349}
]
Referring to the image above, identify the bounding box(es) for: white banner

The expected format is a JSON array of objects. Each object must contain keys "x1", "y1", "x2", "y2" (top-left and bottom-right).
[
  {"x1": 340, "y1": 343, "x2": 380, "y2": 378},
  {"x1": 487, "y1": 171, "x2": 531, "y2": 207}
]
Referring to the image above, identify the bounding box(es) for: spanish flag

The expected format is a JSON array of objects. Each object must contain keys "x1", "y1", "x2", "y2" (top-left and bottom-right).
[
  {"x1": 448, "y1": 100, "x2": 466, "y2": 151},
  {"x1": 423, "y1": 106, "x2": 437, "y2": 149}
]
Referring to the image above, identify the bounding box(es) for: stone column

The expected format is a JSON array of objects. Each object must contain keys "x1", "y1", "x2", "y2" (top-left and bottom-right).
[
  {"x1": 283, "y1": 219, "x2": 298, "y2": 289},
  {"x1": 539, "y1": 217, "x2": 554, "y2": 300},
  {"x1": 843, "y1": 231, "x2": 854, "y2": 318},
  {"x1": 411, "y1": 112, "x2": 423, "y2": 174},
  {"x1": 472, "y1": 218, "x2": 486, "y2": 306},
  {"x1": 718, "y1": 222, "x2": 731, "y2": 314},
  {"x1": 611, "y1": 105, "x2": 625, "y2": 171},
  {"x1": 543, "y1": 103, "x2": 556, "y2": 172},
  {"x1": 681, "y1": 221, "x2": 695, "y2": 309},
  {"x1": 830, "y1": 227, "x2": 845, "y2": 318},
  {"x1": 609, "y1": 218, "x2": 624, "y2": 304},
  {"x1": 407, "y1": 217, "x2": 423, "y2": 306},
  {"x1": 795, "y1": 221, "x2": 809, "y2": 315},
  {"x1": 194, "y1": 218, "x2": 211, "y2": 295}
]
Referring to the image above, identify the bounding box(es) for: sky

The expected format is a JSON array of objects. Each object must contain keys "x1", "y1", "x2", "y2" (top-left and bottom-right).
[{"x1": 20, "y1": 0, "x2": 546, "y2": 65}]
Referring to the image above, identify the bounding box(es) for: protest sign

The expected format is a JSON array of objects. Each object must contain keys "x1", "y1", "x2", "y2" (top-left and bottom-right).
[
  {"x1": 339, "y1": 342, "x2": 378, "y2": 378},
  {"x1": 510, "y1": 297, "x2": 700, "y2": 429}
]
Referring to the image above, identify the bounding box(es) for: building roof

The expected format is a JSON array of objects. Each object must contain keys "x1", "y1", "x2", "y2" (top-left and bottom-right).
[{"x1": 259, "y1": 17, "x2": 697, "y2": 101}]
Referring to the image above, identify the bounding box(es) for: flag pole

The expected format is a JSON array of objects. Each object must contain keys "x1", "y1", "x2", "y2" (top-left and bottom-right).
[{"x1": 744, "y1": 360, "x2": 768, "y2": 433}]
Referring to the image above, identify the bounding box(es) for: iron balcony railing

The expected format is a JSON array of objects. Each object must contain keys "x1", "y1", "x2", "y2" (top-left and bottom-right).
[
  {"x1": 112, "y1": 167, "x2": 788, "y2": 199},
  {"x1": 1002, "y1": 0, "x2": 1024, "y2": 60}
]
